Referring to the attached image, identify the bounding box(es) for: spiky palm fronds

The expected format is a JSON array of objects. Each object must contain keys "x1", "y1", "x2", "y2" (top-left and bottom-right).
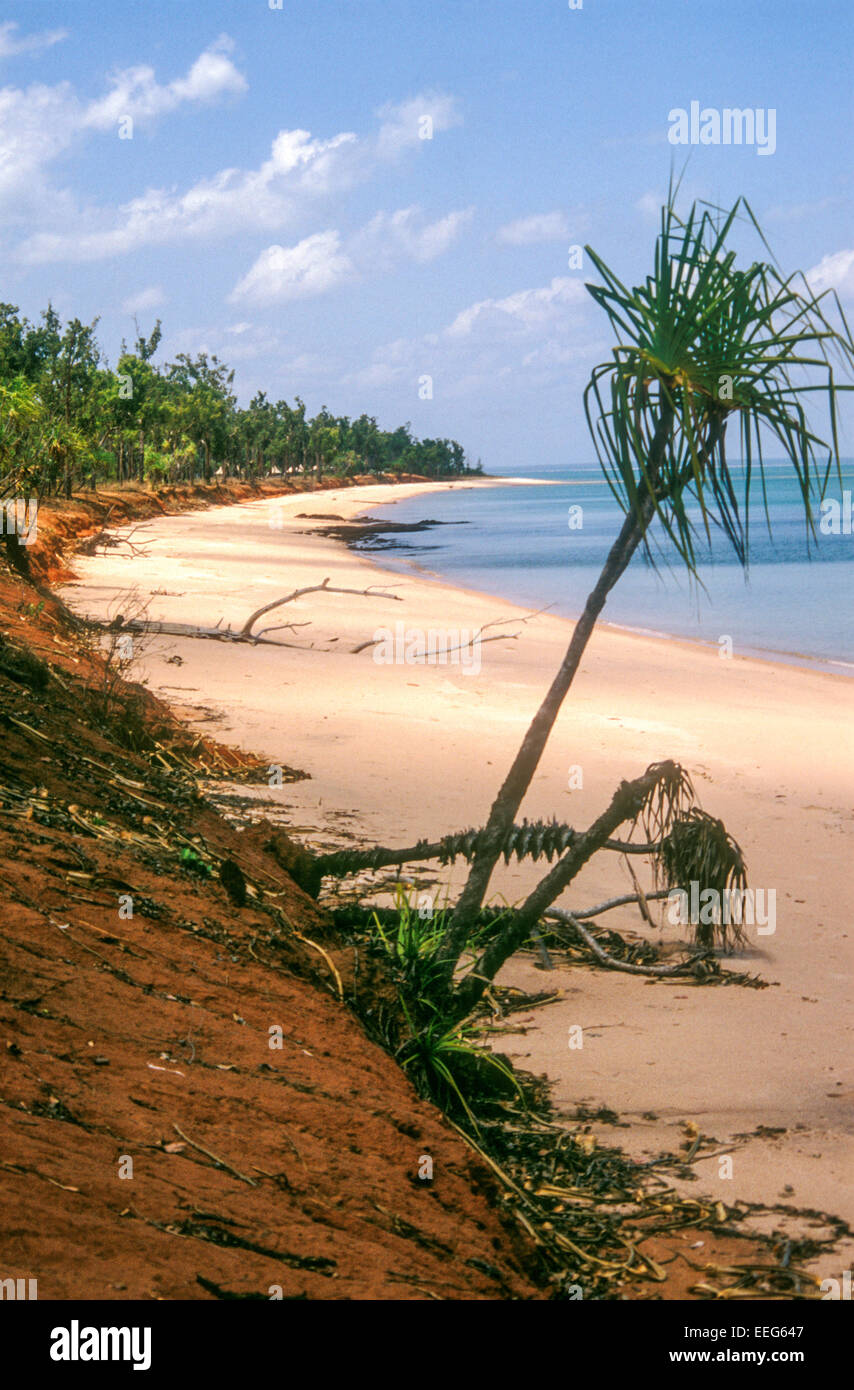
[
  {"x1": 634, "y1": 760, "x2": 695, "y2": 843},
  {"x1": 583, "y1": 187, "x2": 854, "y2": 575},
  {"x1": 370, "y1": 884, "x2": 451, "y2": 1005},
  {"x1": 369, "y1": 885, "x2": 505, "y2": 1008},
  {"x1": 396, "y1": 1001, "x2": 522, "y2": 1131},
  {"x1": 363, "y1": 890, "x2": 523, "y2": 1127},
  {"x1": 656, "y1": 809, "x2": 748, "y2": 948}
]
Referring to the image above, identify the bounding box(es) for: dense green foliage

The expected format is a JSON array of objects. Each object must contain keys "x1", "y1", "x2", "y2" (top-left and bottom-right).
[{"x1": 0, "y1": 303, "x2": 476, "y2": 497}]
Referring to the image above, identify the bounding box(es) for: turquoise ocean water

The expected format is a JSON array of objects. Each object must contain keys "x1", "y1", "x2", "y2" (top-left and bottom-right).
[{"x1": 365, "y1": 461, "x2": 854, "y2": 674}]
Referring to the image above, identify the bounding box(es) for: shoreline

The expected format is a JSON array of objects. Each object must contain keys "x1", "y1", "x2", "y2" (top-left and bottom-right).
[
  {"x1": 60, "y1": 480, "x2": 854, "y2": 1279},
  {"x1": 357, "y1": 539, "x2": 854, "y2": 685},
  {"x1": 350, "y1": 485, "x2": 854, "y2": 680}
]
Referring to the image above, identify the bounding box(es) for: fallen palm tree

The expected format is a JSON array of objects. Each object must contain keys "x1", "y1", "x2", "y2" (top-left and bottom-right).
[{"x1": 299, "y1": 758, "x2": 749, "y2": 1017}]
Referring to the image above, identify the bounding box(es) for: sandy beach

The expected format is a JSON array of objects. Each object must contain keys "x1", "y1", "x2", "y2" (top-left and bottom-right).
[{"x1": 62, "y1": 479, "x2": 854, "y2": 1277}]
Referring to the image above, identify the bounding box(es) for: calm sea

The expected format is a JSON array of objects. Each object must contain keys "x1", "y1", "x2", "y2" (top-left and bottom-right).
[{"x1": 365, "y1": 461, "x2": 854, "y2": 674}]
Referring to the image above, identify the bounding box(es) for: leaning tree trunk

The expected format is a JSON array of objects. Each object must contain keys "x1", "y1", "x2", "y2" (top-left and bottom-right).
[
  {"x1": 449, "y1": 763, "x2": 677, "y2": 1019},
  {"x1": 440, "y1": 402, "x2": 675, "y2": 966}
]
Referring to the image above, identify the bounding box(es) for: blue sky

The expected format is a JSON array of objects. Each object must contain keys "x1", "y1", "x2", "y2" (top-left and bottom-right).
[{"x1": 1, "y1": 0, "x2": 852, "y2": 469}]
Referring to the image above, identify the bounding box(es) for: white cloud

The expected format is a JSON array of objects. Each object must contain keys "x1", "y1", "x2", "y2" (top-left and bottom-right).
[
  {"x1": 0, "y1": 21, "x2": 67, "y2": 60},
  {"x1": 229, "y1": 231, "x2": 355, "y2": 305},
  {"x1": 121, "y1": 285, "x2": 166, "y2": 314},
  {"x1": 806, "y1": 248, "x2": 854, "y2": 298},
  {"x1": 346, "y1": 360, "x2": 405, "y2": 390},
  {"x1": 13, "y1": 91, "x2": 459, "y2": 265},
  {"x1": 353, "y1": 205, "x2": 472, "y2": 265},
  {"x1": 447, "y1": 276, "x2": 587, "y2": 337},
  {"x1": 217, "y1": 327, "x2": 282, "y2": 363},
  {"x1": 497, "y1": 211, "x2": 570, "y2": 245},
  {"x1": 17, "y1": 128, "x2": 359, "y2": 263},
  {"x1": 375, "y1": 91, "x2": 461, "y2": 157},
  {"x1": 0, "y1": 39, "x2": 248, "y2": 220},
  {"x1": 0, "y1": 80, "x2": 78, "y2": 200},
  {"x1": 81, "y1": 36, "x2": 246, "y2": 130},
  {"x1": 229, "y1": 205, "x2": 471, "y2": 307},
  {"x1": 282, "y1": 351, "x2": 330, "y2": 375},
  {"x1": 345, "y1": 272, "x2": 593, "y2": 401}
]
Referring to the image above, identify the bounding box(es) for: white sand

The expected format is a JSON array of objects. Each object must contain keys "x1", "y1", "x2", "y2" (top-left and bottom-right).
[{"x1": 62, "y1": 480, "x2": 854, "y2": 1276}]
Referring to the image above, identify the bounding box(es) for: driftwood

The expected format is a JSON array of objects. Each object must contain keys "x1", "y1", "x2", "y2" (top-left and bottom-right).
[
  {"x1": 351, "y1": 629, "x2": 519, "y2": 656},
  {"x1": 571, "y1": 888, "x2": 673, "y2": 920},
  {"x1": 351, "y1": 612, "x2": 525, "y2": 657},
  {"x1": 545, "y1": 906, "x2": 711, "y2": 978},
  {"x1": 237, "y1": 578, "x2": 400, "y2": 639},
  {"x1": 80, "y1": 510, "x2": 154, "y2": 559},
  {"x1": 533, "y1": 886, "x2": 671, "y2": 972},
  {"x1": 109, "y1": 577, "x2": 403, "y2": 648},
  {"x1": 90, "y1": 572, "x2": 548, "y2": 661}
]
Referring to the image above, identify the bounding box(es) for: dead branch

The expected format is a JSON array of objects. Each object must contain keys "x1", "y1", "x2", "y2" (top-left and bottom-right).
[
  {"x1": 77, "y1": 504, "x2": 117, "y2": 555},
  {"x1": 530, "y1": 925, "x2": 555, "y2": 970},
  {"x1": 238, "y1": 576, "x2": 402, "y2": 639},
  {"x1": 481, "y1": 603, "x2": 555, "y2": 631},
  {"x1": 252, "y1": 620, "x2": 312, "y2": 638},
  {"x1": 350, "y1": 606, "x2": 534, "y2": 656},
  {"x1": 83, "y1": 516, "x2": 153, "y2": 558},
  {"x1": 108, "y1": 523, "x2": 155, "y2": 557},
  {"x1": 545, "y1": 907, "x2": 710, "y2": 977},
  {"x1": 439, "y1": 629, "x2": 521, "y2": 657},
  {"x1": 98, "y1": 576, "x2": 403, "y2": 648},
  {"x1": 570, "y1": 889, "x2": 672, "y2": 920},
  {"x1": 352, "y1": 629, "x2": 521, "y2": 657}
]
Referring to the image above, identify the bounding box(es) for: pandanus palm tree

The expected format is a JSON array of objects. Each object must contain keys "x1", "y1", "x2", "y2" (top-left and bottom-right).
[{"x1": 439, "y1": 190, "x2": 854, "y2": 978}]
